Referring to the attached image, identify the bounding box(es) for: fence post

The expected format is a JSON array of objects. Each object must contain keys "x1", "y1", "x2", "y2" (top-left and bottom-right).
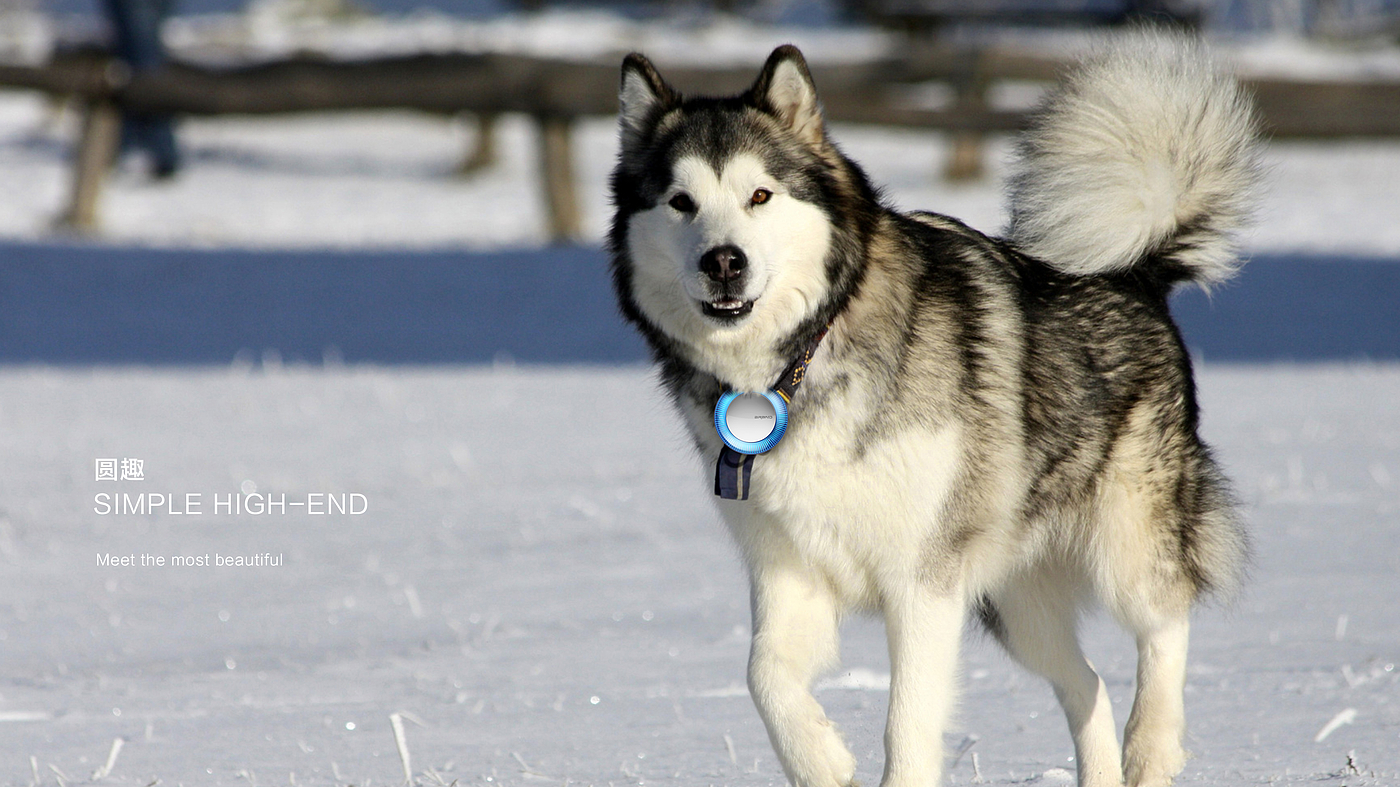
[
  {"x1": 457, "y1": 112, "x2": 498, "y2": 175},
  {"x1": 536, "y1": 114, "x2": 581, "y2": 244},
  {"x1": 58, "y1": 99, "x2": 121, "y2": 232},
  {"x1": 944, "y1": 51, "x2": 989, "y2": 182}
]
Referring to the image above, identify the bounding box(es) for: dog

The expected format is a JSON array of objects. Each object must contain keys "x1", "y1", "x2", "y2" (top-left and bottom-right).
[{"x1": 608, "y1": 31, "x2": 1256, "y2": 787}]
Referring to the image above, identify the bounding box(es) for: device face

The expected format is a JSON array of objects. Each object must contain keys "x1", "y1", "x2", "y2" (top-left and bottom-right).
[
  {"x1": 725, "y1": 393, "x2": 778, "y2": 442},
  {"x1": 714, "y1": 391, "x2": 789, "y2": 455}
]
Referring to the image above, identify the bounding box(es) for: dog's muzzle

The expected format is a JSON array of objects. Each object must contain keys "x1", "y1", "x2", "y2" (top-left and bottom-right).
[{"x1": 699, "y1": 244, "x2": 755, "y2": 319}]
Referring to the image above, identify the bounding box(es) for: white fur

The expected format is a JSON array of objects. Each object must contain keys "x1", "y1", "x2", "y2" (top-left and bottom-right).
[
  {"x1": 637, "y1": 189, "x2": 988, "y2": 781},
  {"x1": 989, "y1": 566, "x2": 1125, "y2": 787},
  {"x1": 626, "y1": 153, "x2": 833, "y2": 391},
  {"x1": 1007, "y1": 31, "x2": 1260, "y2": 284},
  {"x1": 747, "y1": 560, "x2": 856, "y2": 787},
  {"x1": 715, "y1": 372, "x2": 972, "y2": 787},
  {"x1": 1123, "y1": 618, "x2": 1190, "y2": 787}
]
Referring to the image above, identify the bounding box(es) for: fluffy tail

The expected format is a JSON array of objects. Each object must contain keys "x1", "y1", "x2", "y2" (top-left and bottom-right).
[{"x1": 1007, "y1": 31, "x2": 1261, "y2": 286}]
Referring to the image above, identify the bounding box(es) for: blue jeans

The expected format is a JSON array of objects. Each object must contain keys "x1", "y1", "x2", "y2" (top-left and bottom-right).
[{"x1": 102, "y1": 0, "x2": 180, "y2": 175}]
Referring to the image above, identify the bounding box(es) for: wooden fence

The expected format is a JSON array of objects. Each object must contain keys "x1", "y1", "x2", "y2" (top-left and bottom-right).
[{"x1": 3, "y1": 45, "x2": 1400, "y2": 241}]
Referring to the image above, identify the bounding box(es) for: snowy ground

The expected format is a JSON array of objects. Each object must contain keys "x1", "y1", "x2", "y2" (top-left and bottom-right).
[
  {"x1": 0, "y1": 363, "x2": 1398, "y2": 786},
  {"x1": 2, "y1": 89, "x2": 1400, "y2": 255}
]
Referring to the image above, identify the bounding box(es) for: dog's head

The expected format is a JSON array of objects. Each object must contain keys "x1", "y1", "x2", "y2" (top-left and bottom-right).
[{"x1": 609, "y1": 46, "x2": 874, "y2": 388}]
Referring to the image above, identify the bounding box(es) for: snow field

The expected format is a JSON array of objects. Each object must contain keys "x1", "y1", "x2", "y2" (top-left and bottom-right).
[{"x1": 0, "y1": 363, "x2": 1396, "y2": 785}]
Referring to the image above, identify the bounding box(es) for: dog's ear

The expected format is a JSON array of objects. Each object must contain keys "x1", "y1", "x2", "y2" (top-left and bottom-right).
[
  {"x1": 619, "y1": 53, "x2": 677, "y2": 147},
  {"x1": 750, "y1": 45, "x2": 824, "y2": 147}
]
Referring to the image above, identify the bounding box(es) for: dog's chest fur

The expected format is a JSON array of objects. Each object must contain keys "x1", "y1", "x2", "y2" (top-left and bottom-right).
[{"x1": 680, "y1": 349, "x2": 967, "y2": 608}]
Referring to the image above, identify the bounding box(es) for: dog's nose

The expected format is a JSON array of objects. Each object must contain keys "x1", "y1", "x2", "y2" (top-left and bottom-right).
[{"x1": 700, "y1": 245, "x2": 747, "y2": 283}]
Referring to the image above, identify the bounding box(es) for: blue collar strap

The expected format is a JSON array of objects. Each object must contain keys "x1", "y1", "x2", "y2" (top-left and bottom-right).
[
  {"x1": 714, "y1": 324, "x2": 830, "y2": 500},
  {"x1": 714, "y1": 448, "x2": 756, "y2": 500}
]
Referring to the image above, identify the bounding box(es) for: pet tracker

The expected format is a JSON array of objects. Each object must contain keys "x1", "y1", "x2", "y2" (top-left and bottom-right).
[
  {"x1": 714, "y1": 391, "x2": 788, "y2": 454},
  {"x1": 714, "y1": 325, "x2": 828, "y2": 500}
]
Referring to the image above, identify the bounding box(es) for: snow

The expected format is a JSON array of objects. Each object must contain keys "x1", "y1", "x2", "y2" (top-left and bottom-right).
[
  {"x1": 160, "y1": 9, "x2": 893, "y2": 66},
  {"x1": 0, "y1": 363, "x2": 1397, "y2": 785},
  {"x1": 1224, "y1": 34, "x2": 1400, "y2": 81}
]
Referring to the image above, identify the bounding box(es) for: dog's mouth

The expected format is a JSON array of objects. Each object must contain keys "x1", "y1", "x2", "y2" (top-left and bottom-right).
[{"x1": 701, "y1": 297, "x2": 756, "y2": 321}]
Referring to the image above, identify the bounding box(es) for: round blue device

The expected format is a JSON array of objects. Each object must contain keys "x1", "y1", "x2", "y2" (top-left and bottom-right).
[{"x1": 714, "y1": 391, "x2": 789, "y2": 455}]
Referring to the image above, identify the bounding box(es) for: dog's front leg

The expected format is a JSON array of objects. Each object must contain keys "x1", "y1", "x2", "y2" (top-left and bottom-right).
[
  {"x1": 748, "y1": 563, "x2": 857, "y2": 787},
  {"x1": 880, "y1": 586, "x2": 965, "y2": 787}
]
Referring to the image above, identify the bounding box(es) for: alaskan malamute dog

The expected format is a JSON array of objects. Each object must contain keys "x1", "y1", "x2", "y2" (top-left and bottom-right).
[{"x1": 609, "y1": 32, "x2": 1256, "y2": 787}]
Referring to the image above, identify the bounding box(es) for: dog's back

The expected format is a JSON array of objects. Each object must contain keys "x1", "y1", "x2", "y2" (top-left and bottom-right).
[
  {"x1": 892, "y1": 30, "x2": 1257, "y2": 606},
  {"x1": 1004, "y1": 31, "x2": 1256, "y2": 605}
]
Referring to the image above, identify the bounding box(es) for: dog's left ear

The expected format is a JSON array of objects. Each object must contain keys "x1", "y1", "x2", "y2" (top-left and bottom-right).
[{"x1": 750, "y1": 45, "x2": 824, "y2": 147}]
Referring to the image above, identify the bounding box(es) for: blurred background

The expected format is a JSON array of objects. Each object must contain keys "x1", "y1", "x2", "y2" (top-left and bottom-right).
[{"x1": 0, "y1": 0, "x2": 1397, "y2": 363}]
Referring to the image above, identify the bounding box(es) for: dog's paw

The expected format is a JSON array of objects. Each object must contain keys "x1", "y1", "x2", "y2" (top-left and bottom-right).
[
  {"x1": 1123, "y1": 740, "x2": 1187, "y2": 787},
  {"x1": 785, "y1": 717, "x2": 857, "y2": 787}
]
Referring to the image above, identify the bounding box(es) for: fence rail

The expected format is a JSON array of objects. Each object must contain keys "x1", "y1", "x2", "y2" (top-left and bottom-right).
[{"x1": 3, "y1": 46, "x2": 1399, "y2": 240}]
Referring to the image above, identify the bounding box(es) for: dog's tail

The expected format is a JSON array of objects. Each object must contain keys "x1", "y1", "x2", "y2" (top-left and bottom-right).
[{"x1": 1007, "y1": 31, "x2": 1261, "y2": 287}]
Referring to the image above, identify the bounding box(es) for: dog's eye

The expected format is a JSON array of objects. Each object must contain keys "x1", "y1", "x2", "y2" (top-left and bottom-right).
[
  {"x1": 750, "y1": 188, "x2": 773, "y2": 206},
  {"x1": 668, "y1": 193, "x2": 696, "y2": 213}
]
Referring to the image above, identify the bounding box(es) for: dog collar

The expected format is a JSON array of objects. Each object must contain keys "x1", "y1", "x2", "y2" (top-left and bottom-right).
[{"x1": 714, "y1": 324, "x2": 829, "y2": 500}]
